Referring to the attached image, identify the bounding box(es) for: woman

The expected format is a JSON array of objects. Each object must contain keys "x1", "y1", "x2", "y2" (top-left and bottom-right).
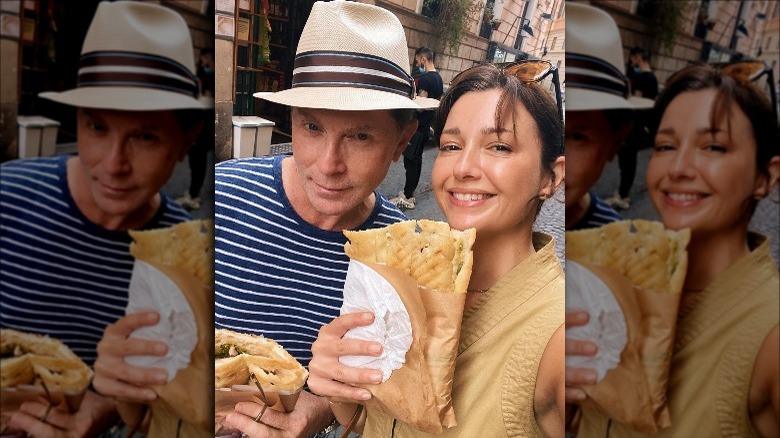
[
  {"x1": 567, "y1": 64, "x2": 780, "y2": 437},
  {"x1": 306, "y1": 63, "x2": 566, "y2": 437}
]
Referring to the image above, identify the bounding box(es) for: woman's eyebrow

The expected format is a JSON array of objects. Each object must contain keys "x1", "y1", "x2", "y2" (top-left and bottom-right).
[{"x1": 480, "y1": 126, "x2": 512, "y2": 136}]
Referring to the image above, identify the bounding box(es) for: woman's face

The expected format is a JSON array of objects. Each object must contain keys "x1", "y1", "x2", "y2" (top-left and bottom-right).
[
  {"x1": 432, "y1": 89, "x2": 555, "y2": 235},
  {"x1": 647, "y1": 88, "x2": 764, "y2": 234}
]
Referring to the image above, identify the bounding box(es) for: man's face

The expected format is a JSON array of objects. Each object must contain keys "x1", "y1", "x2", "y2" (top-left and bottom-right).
[
  {"x1": 75, "y1": 108, "x2": 192, "y2": 222},
  {"x1": 564, "y1": 110, "x2": 622, "y2": 209},
  {"x1": 290, "y1": 107, "x2": 414, "y2": 221}
]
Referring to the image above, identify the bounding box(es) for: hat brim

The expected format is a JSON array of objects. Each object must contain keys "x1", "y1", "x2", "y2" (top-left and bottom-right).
[
  {"x1": 39, "y1": 87, "x2": 207, "y2": 111},
  {"x1": 254, "y1": 87, "x2": 439, "y2": 111},
  {"x1": 565, "y1": 88, "x2": 654, "y2": 111}
]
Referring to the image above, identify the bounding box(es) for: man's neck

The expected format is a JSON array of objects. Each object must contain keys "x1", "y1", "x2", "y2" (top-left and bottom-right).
[
  {"x1": 423, "y1": 61, "x2": 436, "y2": 72},
  {"x1": 66, "y1": 157, "x2": 160, "y2": 231},
  {"x1": 281, "y1": 157, "x2": 375, "y2": 231},
  {"x1": 565, "y1": 193, "x2": 591, "y2": 230}
]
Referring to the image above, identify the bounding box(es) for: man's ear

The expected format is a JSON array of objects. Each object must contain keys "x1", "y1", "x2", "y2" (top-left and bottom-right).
[
  {"x1": 540, "y1": 156, "x2": 565, "y2": 198},
  {"x1": 393, "y1": 119, "x2": 419, "y2": 161},
  {"x1": 753, "y1": 155, "x2": 780, "y2": 199}
]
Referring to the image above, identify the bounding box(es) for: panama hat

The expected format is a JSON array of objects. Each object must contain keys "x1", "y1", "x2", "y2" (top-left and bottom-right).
[
  {"x1": 254, "y1": 0, "x2": 439, "y2": 111},
  {"x1": 39, "y1": 1, "x2": 205, "y2": 111},
  {"x1": 565, "y1": 3, "x2": 653, "y2": 111}
]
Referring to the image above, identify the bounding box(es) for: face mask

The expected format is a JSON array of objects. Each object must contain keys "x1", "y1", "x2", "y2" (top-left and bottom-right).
[
  {"x1": 418, "y1": 63, "x2": 426, "y2": 73},
  {"x1": 632, "y1": 66, "x2": 640, "y2": 74}
]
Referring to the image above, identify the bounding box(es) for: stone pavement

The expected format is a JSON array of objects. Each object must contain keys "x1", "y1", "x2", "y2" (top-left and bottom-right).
[{"x1": 593, "y1": 147, "x2": 780, "y2": 268}]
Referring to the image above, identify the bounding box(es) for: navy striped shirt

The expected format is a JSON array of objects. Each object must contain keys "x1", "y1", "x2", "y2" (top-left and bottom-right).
[
  {"x1": 570, "y1": 191, "x2": 622, "y2": 231},
  {"x1": 214, "y1": 155, "x2": 406, "y2": 367},
  {"x1": 0, "y1": 155, "x2": 191, "y2": 365}
]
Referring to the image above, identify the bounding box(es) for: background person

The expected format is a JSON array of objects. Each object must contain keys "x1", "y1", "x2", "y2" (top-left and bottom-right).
[
  {"x1": 1, "y1": 2, "x2": 204, "y2": 436},
  {"x1": 605, "y1": 46, "x2": 659, "y2": 210},
  {"x1": 390, "y1": 46, "x2": 444, "y2": 211},
  {"x1": 214, "y1": 2, "x2": 438, "y2": 436},
  {"x1": 567, "y1": 64, "x2": 780, "y2": 437},
  {"x1": 307, "y1": 61, "x2": 566, "y2": 437}
]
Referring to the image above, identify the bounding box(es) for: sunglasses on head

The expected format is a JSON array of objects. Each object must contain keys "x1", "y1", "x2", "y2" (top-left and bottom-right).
[
  {"x1": 451, "y1": 60, "x2": 564, "y2": 153},
  {"x1": 713, "y1": 59, "x2": 778, "y2": 120}
]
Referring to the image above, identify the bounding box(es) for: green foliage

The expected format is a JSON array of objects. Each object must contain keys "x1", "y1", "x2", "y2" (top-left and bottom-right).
[
  {"x1": 423, "y1": 0, "x2": 483, "y2": 55},
  {"x1": 638, "y1": 0, "x2": 694, "y2": 54}
]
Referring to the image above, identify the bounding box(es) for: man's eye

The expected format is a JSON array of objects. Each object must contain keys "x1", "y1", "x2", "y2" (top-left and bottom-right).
[
  {"x1": 355, "y1": 133, "x2": 369, "y2": 141},
  {"x1": 90, "y1": 122, "x2": 107, "y2": 131},
  {"x1": 140, "y1": 133, "x2": 158, "y2": 141},
  {"x1": 307, "y1": 123, "x2": 319, "y2": 131},
  {"x1": 566, "y1": 132, "x2": 586, "y2": 142}
]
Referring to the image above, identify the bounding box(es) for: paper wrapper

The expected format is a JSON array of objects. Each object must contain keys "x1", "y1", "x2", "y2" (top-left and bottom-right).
[
  {"x1": 570, "y1": 261, "x2": 680, "y2": 433},
  {"x1": 341, "y1": 261, "x2": 465, "y2": 434},
  {"x1": 213, "y1": 386, "x2": 302, "y2": 436},
  {"x1": 125, "y1": 260, "x2": 213, "y2": 432}
]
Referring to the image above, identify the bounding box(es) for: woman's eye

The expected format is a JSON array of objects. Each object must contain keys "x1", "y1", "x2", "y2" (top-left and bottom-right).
[
  {"x1": 491, "y1": 143, "x2": 512, "y2": 152},
  {"x1": 566, "y1": 132, "x2": 586, "y2": 142},
  {"x1": 653, "y1": 144, "x2": 674, "y2": 152},
  {"x1": 439, "y1": 143, "x2": 460, "y2": 151},
  {"x1": 704, "y1": 144, "x2": 727, "y2": 153}
]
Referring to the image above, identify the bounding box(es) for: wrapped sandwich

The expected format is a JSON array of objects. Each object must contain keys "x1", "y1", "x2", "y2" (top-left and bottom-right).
[
  {"x1": 1, "y1": 329, "x2": 92, "y2": 430},
  {"x1": 339, "y1": 220, "x2": 475, "y2": 433},
  {"x1": 214, "y1": 329, "x2": 308, "y2": 435},
  {"x1": 125, "y1": 219, "x2": 214, "y2": 432},
  {"x1": 566, "y1": 219, "x2": 690, "y2": 433}
]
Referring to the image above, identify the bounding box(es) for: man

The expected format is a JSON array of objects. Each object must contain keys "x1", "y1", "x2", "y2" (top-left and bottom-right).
[
  {"x1": 0, "y1": 2, "x2": 205, "y2": 436},
  {"x1": 214, "y1": 1, "x2": 438, "y2": 437},
  {"x1": 563, "y1": 5, "x2": 652, "y2": 231},
  {"x1": 605, "y1": 46, "x2": 659, "y2": 210},
  {"x1": 390, "y1": 46, "x2": 444, "y2": 210}
]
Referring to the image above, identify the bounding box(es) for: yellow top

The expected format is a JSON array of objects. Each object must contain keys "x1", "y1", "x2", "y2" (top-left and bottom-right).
[
  {"x1": 580, "y1": 234, "x2": 780, "y2": 437},
  {"x1": 364, "y1": 233, "x2": 565, "y2": 437}
]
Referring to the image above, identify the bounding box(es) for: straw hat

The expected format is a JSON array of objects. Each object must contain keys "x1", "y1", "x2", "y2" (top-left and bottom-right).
[
  {"x1": 40, "y1": 1, "x2": 205, "y2": 110},
  {"x1": 254, "y1": 0, "x2": 439, "y2": 110},
  {"x1": 565, "y1": 3, "x2": 653, "y2": 111}
]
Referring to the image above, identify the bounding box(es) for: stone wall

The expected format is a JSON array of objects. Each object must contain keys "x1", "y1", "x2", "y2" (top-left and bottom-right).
[{"x1": 376, "y1": 0, "x2": 491, "y2": 85}]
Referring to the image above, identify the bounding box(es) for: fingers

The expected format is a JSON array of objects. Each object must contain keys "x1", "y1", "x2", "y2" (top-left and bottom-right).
[
  {"x1": 565, "y1": 338, "x2": 598, "y2": 356},
  {"x1": 223, "y1": 409, "x2": 283, "y2": 438},
  {"x1": 566, "y1": 387, "x2": 588, "y2": 403},
  {"x1": 92, "y1": 372, "x2": 159, "y2": 402},
  {"x1": 308, "y1": 373, "x2": 373, "y2": 402},
  {"x1": 7, "y1": 409, "x2": 65, "y2": 438},
  {"x1": 565, "y1": 310, "x2": 590, "y2": 328},
  {"x1": 565, "y1": 366, "x2": 598, "y2": 404},
  {"x1": 102, "y1": 311, "x2": 161, "y2": 340},
  {"x1": 319, "y1": 312, "x2": 376, "y2": 337}
]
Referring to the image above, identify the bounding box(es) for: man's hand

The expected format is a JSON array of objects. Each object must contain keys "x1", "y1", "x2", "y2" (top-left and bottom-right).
[
  {"x1": 93, "y1": 311, "x2": 169, "y2": 403},
  {"x1": 223, "y1": 391, "x2": 333, "y2": 438},
  {"x1": 565, "y1": 309, "x2": 599, "y2": 403},
  {"x1": 308, "y1": 312, "x2": 384, "y2": 402},
  {"x1": 6, "y1": 390, "x2": 117, "y2": 438}
]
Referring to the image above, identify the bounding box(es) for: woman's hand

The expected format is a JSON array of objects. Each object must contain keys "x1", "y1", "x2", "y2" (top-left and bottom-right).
[
  {"x1": 565, "y1": 309, "x2": 599, "y2": 403},
  {"x1": 93, "y1": 311, "x2": 169, "y2": 403},
  {"x1": 307, "y1": 312, "x2": 385, "y2": 402}
]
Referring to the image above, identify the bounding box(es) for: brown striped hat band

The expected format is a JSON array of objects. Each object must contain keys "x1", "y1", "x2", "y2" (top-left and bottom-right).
[
  {"x1": 565, "y1": 52, "x2": 630, "y2": 99},
  {"x1": 292, "y1": 51, "x2": 416, "y2": 99},
  {"x1": 77, "y1": 51, "x2": 200, "y2": 98}
]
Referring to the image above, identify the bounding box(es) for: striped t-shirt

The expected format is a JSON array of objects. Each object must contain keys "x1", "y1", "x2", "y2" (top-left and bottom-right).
[
  {"x1": 214, "y1": 155, "x2": 406, "y2": 367},
  {"x1": 570, "y1": 191, "x2": 622, "y2": 231},
  {"x1": 0, "y1": 155, "x2": 191, "y2": 365}
]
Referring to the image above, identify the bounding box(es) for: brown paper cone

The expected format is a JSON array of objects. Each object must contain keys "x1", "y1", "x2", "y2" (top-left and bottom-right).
[
  {"x1": 577, "y1": 262, "x2": 679, "y2": 433},
  {"x1": 356, "y1": 262, "x2": 465, "y2": 434},
  {"x1": 142, "y1": 262, "x2": 214, "y2": 432}
]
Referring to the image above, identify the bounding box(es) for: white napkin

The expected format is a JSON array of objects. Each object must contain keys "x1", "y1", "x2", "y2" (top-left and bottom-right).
[
  {"x1": 124, "y1": 260, "x2": 197, "y2": 382},
  {"x1": 339, "y1": 260, "x2": 413, "y2": 382},
  {"x1": 565, "y1": 261, "x2": 628, "y2": 382}
]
